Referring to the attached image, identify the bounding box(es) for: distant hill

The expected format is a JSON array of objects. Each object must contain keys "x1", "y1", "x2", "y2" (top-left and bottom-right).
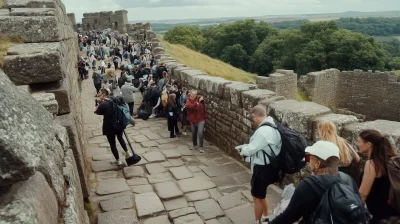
[
  {"x1": 131, "y1": 10, "x2": 400, "y2": 34},
  {"x1": 130, "y1": 10, "x2": 400, "y2": 24}
]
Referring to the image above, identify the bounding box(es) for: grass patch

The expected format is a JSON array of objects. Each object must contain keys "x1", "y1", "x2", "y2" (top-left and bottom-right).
[
  {"x1": 297, "y1": 91, "x2": 310, "y2": 102},
  {"x1": 0, "y1": 36, "x2": 23, "y2": 67},
  {"x1": 0, "y1": 0, "x2": 3, "y2": 8},
  {"x1": 84, "y1": 202, "x2": 95, "y2": 217},
  {"x1": 395, "y1": 70, "x2": 400, "y2": 81},
  {"x1": 159, "y1": 36, "x2": 257, "y2": 83}
]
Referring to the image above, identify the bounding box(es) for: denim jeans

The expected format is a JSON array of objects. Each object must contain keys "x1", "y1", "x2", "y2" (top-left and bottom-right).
[{"x1": 191, "y1": 121, "x2": 205, "y2": 148}]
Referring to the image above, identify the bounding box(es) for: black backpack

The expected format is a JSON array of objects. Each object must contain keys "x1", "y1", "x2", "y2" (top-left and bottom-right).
[
  {"x1": 305, "y1": 172, "x2": 370, "y2": 224},
  {"x1": 260, "y1": 119, "x2": 307, "y2": 174},
  {"x1": 387, "y1": 156, "x2": 400, "y2": 213}
]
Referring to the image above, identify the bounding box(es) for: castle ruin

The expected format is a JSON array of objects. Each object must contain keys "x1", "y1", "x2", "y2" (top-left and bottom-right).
[
  {"x1": 81, "y1": 10, "x2": 129, "y2": 33},
  {"x1": 1, "y1": 3, "x2": 400, "y2": 223}
]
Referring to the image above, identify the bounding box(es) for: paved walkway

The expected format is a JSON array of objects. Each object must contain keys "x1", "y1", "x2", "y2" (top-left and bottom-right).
[{"x1": 81, "y1": 53, "x2": 281, "y2": 224}]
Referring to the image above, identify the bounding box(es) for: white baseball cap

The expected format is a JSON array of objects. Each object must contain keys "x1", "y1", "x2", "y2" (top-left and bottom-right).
[{"x1": 305, "y1": 141, "x2": 340, "y2": 160}]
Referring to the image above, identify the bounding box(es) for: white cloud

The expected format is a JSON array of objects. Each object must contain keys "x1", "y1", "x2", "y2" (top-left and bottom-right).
[{"x1": 63, "y1": 0, "x2": 400, "y2": 22}]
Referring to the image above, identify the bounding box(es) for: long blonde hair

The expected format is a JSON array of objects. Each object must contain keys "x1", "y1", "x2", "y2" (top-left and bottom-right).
[{"x1": 318, "y1": 120, "x2": 351, "y2": 166}]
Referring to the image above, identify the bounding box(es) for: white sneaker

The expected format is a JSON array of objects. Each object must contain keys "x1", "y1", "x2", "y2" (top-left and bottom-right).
[
  {"x1": 199, "y1": 148, "x2": 204, "y2": 153},
  {"x1": 149, "y1": 114, "x2": 155, "y2": 119},
  {"x1": 117, "y1": 159, "x2": 123, "y2": 166},
  {"x1": 183, "y1": 132, "x2": 187, "y2": 136},
  {"x1": 126, "y1": 150, "x2": 133, "y2": 158}
]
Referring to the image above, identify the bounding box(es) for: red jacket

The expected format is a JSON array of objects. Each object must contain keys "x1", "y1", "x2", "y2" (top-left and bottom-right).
[{"x1": 185, "y1": 97, "x2": 205, "y2": 124}]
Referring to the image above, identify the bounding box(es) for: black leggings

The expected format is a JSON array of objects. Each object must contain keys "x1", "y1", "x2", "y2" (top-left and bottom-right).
[{"x1": 106, "y1": 131, "x2": 128, "y2": 160}]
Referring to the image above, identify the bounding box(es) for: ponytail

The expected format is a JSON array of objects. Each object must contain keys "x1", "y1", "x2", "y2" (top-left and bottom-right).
[{"x1": 359, "y1": 130, "x2": 396, "y2": 176}]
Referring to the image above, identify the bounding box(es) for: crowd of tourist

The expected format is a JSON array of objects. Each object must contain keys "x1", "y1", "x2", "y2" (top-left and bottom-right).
[{"x1": 84, "y1": 28, "x2": 400, "y2": 224}]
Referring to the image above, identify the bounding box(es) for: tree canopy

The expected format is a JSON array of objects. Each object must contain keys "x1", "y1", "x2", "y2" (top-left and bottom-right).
[
  {"x1": 163, "y1": 20, "x2": 396, "y2": 76},
  {"x1": 337, "y1": 17, "x2": 400, "y2": 36}
]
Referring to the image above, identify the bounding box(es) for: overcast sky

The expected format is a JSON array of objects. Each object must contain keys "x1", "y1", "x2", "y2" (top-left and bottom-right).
[{"x1": 64, "y1": 0, "x2": 400, "y2": 23}]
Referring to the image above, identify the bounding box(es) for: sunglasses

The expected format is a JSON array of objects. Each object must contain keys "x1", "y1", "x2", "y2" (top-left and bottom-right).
[{"x1": 305, "y1": 153, "x2": 311, "y2": 163}]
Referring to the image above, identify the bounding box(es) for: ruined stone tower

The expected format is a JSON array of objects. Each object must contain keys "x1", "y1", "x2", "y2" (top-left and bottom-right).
[{"x1": 81, "y1": 10, "x2": 128, "y2": 33}]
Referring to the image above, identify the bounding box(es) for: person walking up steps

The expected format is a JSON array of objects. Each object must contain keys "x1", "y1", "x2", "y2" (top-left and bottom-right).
[
  {"x1": 186, "y1": 90, "x2": 206, "y2": 153},
  {"x1": 92, "y1": 66, "x2": 102, "y2": 97},
  {"x1": 235, "y1": 105, "x2": 281, "y2": 224},
  {"x1": 94, "y1": 88, "x2": 132, "y2": 166}
]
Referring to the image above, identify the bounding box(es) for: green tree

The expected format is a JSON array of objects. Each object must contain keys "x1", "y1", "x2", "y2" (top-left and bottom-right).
[
  {"x1": 326, "y1": 29, "x2": 387, "y2": 71},
  {"x1": 220, "y1": 44, "x2": 249, "y2": 70},
  {"x1": 389, "y1": 57, "x2": 400, "y2": 70},
  {"x1": 164, "y1": 26, "x2": 206, "y2": 51},
  {"x1": 295, "y1": 40, "x2": 327, "y2": 75}
]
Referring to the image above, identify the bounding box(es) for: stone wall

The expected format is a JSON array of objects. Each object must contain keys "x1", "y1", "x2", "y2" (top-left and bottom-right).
[
  {"x1": 144, "y1": 28, "x2": 400, "y2": 186},
  {"x1": 127, "y1": 22, "x2": 154, "y2": 43},
  {"x1": 0, "y1": 0, "x2": 88, "y2": 223},
  {"x1": 67, "y1": 13, "x2": 77, "y2": 31},
  {"x1": 81, "y1": 10, "x2": 128, "y2": 33},
  {"x1": 256, "y1": 69, "x2": 297, "y2": 100},
  {"x1": 299, "y1": 69, "x2": 400, "y2": 121},
  {"x1": 297, "y1": 68, "x2": 340, "y2": 106}
]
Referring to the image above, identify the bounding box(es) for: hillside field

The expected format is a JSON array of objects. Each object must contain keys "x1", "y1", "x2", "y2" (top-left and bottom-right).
[{"x1": 159, "y1": 37, "x2": 308, "y2": 101}]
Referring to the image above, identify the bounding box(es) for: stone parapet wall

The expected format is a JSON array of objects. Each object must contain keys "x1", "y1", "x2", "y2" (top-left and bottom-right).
[
  {"x1": 299, "y1": 69, "x2": 400, "y2": 121},
  {"x1": 256, "y1": 69, "x2": 297, "y2": 100},
  {"x1": 337, "y1": 70, "x2": 399, "y2": 121},
  {"x1": 0, "y1": 70, "x2": 88, "y2": 224},
  {"x1": 0, "y1": 0, "x2": 88, "y2": 223},
  {"x1": 81, "y1": 10, "x2": 128, "y2": 33},
  {"x1": 297, "y1": 68, "x2": 340, "y2": 106},
  {"x1": 67, "y1": 13, "x2": 77, "y2": 31},
  {"x1": 146, "y1": 33, "x2": 400, "y2": 186},
  {"x1": 127, "y1": 22, "x2": 155, "y2": 43}
]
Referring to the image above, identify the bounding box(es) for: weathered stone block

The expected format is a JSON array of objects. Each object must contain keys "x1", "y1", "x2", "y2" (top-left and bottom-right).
[
  {"x1": 342, "y1": 120, "x2": 400, "y2": 151},
  {"x1": 241, "y1": 89, "x2": 276, "y2": 111},
  {"x1": 153, "y1": 47, "x2": 165, "y2": 55},
  {"x1": 180, "y1": 69, "x2": 207, "y2": 86},
  {"x1": 174, "y1": 67, "x2": 192, "y2": 81},
  {"x1": 4, "y1": 43, "x2": 63, "y2": 85},
  {"x1": 56, "y1": 113, "x2": 88, "y2": 198},
  {"x1": 268, "y1": 100, "x2": 331, "y2": 139},
  {"x1": 198, "y1": 76, "x2": 232, "y2": 98},
  {"x1": 0, "y1": 172, "x2": 58, "y2": 224},
  {"x1": 0, "y1": 70, "x2": 66, "y2": 199},
  {"x1": 63, "y1": 149, "x2": 88, "y2": 224},
  {"x1": 98, "y1": 209, "x2": 138, "y2": 224},
  {"x1": 135, "y1": 192, "x2": 165, "y2": 217},
  {"x1": 0, "y1": 16, "x2": 64, "y2": 43},
  {"x1": 224, "y1": 82, "x2": 257, "y2": 107},
  {"x1": 31, "y1": 93, "x2": 58, "y2": 115},
  {"x1": 30, "y1": 79, "x2": 70, "y2": 115},
  {"x1": 5, "y1": 0, "x2": 57, "y2": 8}
]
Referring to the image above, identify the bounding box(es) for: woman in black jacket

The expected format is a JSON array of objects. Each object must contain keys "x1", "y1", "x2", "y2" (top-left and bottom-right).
[
  {"x1": 167, "y1": 93, "x2": 180, "y2": 138},
  {"x1": 94, "y1": 88, "x2": 131, "y2": 166}
]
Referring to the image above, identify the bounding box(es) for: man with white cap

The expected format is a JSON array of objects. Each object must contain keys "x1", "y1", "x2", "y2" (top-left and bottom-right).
[{"x1": 270, "y1": 141, "x2": 368, "y2": 224}]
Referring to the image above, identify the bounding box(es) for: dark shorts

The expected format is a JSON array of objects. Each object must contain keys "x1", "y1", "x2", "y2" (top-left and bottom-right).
[{"x1": 251, "y1": 164, "x2": 280, "y2": 199}]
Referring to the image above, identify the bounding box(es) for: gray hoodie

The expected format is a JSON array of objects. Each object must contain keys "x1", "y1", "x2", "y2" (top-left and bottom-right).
[{"x1": 121, "y1": 82, "x2": 140, "y2": 103}]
